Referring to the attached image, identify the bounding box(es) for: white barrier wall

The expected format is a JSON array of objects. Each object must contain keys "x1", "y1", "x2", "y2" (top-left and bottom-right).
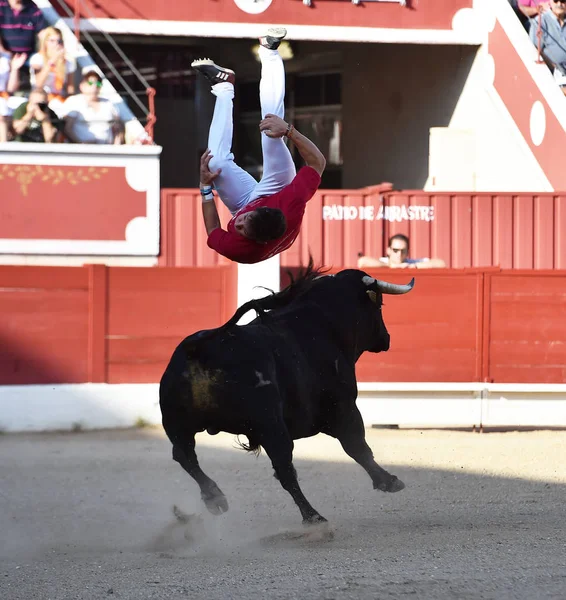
[{"x1": 2, "y1": 382, "x2": 566, "y2": 433}]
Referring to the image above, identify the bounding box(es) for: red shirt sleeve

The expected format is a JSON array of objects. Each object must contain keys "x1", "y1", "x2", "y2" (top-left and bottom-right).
[{"x1": 207, "y1": 227, "x2": 255, "y2": 263}]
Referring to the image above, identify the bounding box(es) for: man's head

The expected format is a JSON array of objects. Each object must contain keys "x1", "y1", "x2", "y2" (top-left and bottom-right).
[
  {"x1": 28, "y1": 88, "x2": 48, "y2": 109},
  {"x1": 80, "y1": 69, "x2": 103, "y2": 97},
  {"x1": 234, "y1": 207, "x2": 287, "y2": 242},
  {"x1": 386, "y1": 233, "x2": 410, "y2": 266},
  {"x1": 551, "y1": 0, "x2": 566, "y2": 17}
]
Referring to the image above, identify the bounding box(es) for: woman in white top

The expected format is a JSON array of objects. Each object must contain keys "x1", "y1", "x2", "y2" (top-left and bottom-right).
[
  {"x1": 60, "y1": 68, "x2": 124, "y2": 145},
  {"x1": 29, "y1": 27, "x2": 75, "y2": 115}
]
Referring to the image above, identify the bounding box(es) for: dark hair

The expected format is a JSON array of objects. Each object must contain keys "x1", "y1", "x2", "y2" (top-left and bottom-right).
[
  {"x1": 247, "y1": 207, "x2": 287, "y2": 243},
  {"x1": 388, "y1": 233, "x2": 409, "y2": 251}
]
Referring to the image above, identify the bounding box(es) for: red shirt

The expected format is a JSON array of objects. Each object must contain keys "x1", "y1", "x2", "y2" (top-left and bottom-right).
[{"x1": 207, "y1": 166, "x2": 321, "y2": 264}]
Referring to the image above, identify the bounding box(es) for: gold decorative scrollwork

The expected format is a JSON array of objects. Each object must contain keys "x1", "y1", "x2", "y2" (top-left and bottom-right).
[{"x1": 0, "y1": 165, "x2": 110, "y2": 196}]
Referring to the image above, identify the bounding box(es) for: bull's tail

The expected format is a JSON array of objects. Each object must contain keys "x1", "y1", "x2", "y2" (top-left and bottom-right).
[{"x1": 235, "y1": 435, "x2": 262, "y2": 457}]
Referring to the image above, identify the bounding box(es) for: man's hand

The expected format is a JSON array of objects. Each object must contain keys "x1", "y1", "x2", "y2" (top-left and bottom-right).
[
  {"x1": 259, "y1": 114, "x2": 288, "y2": 139},
  {"x1": 200, "y1": 149, "x2": 222, "y2": 186},
  {"x1": 10, "y1": 53, "x2": 27, "y2": 70}
]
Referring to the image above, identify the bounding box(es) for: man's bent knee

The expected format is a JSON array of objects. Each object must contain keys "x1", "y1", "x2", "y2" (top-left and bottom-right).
[{"x1": 209, "y1": 156, "x2": 231, "y2": 173}]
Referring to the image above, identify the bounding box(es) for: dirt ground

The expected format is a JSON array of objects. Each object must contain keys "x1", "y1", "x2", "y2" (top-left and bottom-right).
[{"x1": 1, "y1": 426, "x2": 565, "y2": 600}]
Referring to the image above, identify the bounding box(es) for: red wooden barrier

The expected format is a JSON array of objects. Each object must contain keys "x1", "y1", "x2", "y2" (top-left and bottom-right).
[
  {"x1": 159, "y1": 189, "x2": 566, "y2": 270},
  {"x1": 0, "y1": 265, "x2": 564, "y2": 385},
  {"x1": 0, "y1": 264, "x2": 237, "y2": 385}
]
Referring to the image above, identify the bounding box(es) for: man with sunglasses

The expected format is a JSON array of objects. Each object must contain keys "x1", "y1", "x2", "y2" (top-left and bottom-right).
[
  {"x1": 529, "y1": 0, "x2": 566, "y2": 95},
  {"x1": 358, "y1": 234, "x2": 446, "y2": 270},
  {"x1": 59, "y1": 67, "x2": 124, "y2": 144}
]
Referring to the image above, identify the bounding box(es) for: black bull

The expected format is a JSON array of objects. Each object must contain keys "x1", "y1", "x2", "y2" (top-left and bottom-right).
[{"x1": 159, "y1": 262, "x2": 414, "y2": 525}]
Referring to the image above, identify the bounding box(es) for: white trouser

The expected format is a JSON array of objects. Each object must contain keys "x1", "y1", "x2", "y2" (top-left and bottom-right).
[{"x1": 208, "y1": 45, "x2": 296, "y2": 215}]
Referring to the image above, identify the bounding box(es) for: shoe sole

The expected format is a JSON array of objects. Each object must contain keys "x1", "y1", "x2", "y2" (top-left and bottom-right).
[
  {"x1": 190, "y1": 58, "x2": 235, "y2": 75},
  {"x1": 264, "y1": 27, "x2": 287, "y2": 41}
]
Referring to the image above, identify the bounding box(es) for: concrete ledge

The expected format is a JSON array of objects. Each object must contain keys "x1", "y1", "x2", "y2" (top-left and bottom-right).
[
  {"x1": 1, "y1": 382, "x2": 566, "y2": 433},
  {"x1": 0, "y1": 384, "x2": 161, "y2": 433}
]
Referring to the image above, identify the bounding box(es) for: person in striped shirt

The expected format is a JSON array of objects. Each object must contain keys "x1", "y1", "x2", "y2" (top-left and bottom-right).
[{"x1": 0, "y1": 0, "x2": 47, "y2": 91}]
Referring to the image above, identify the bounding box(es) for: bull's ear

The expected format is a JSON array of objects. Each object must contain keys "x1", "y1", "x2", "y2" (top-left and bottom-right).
[{"x1": 366, "y1": 290, "x2": 378, "y2": 304}]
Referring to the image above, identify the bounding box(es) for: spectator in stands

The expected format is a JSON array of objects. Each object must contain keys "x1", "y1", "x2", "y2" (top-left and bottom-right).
[
  {"x1": 519, "y1": 0, "x2": 550, "y2": 17},
  {"x1": 60, "y1": 67, "x2": 124, "y2": 144},
  {"x1": 509, "y1": 0, "x2": 531, "y2": 30},
  {"x1": 529, "y1": 0, "x2": 566, "y2": 95},
  {"x1": 357, "y1": 234, "x2": 446, "y2": 270},
  {"x1": 29, "y1": 26, "x2": 75, "y2": 115},
  {"x1": 11, "y1": 87, "x2": 60, "y2": 142},
  {"x1": 0, "y1": 0, "x2": 47, "y2": 91},
  {"x1": 0, "y1": 50, "x2": 27, "y2": 141}
]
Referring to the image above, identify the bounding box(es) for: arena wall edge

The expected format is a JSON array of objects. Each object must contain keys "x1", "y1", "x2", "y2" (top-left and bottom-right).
[{"x1": 2, "y1": 383, "x2": 566, "y2": 433}]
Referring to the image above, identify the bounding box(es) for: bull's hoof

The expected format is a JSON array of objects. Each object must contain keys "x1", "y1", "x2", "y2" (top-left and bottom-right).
[
  {"x1": 202, "y1": 491, "x2": 229, "y2": 516},
  {"x1": 375, "y1": 477, "x2": 405, "y2": 493},
  {"x1": 303, "y1": 513, "x2": 328, "y2": 526}
]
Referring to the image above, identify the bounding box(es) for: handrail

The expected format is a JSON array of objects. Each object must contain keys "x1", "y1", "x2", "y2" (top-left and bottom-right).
[
  {"x1": 73, "y1": 0, "x2": 80, "y2": 43},
  {"x1": 145, "y1": 87, "x2": 156, "y2": 143},
  {"x1": 536, "y1": 5, "x2": 545, "y2": 64}
]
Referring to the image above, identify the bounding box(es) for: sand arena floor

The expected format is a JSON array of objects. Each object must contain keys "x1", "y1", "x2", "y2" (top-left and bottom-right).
[{"x1": 1, "y1": 426, "x2": 565, "y2": 599}]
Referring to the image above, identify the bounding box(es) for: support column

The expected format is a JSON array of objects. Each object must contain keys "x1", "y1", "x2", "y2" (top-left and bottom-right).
[{"x1": 236, "y1": 254, "x2": 280, "y2": 325}]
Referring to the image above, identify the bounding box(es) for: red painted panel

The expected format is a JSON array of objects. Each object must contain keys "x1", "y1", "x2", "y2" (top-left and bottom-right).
[
  {"x1": 472, "y1": 195, "x2": 493, "y2": 267},
  {"x1": 159, "y1": 190, "x2": 238, "y2": 267},
  {"x1": 430, "y1": 194, "x2": 452, "y2": 267},
  {"x1": 0, "y1": 267, "x2": 89, "y2": 384},
  {"x1": 105, "y1": 266, "x2": 237, "y2": 384},
  {"x1": 452, "y1": 195, "x2": 472, "y2": 268},
  {"x1": 107, "y1": 362, "x2": 170, "y2": 385},
  {"x1": 2, "y1": 265, "x2": 566, "y2": 385},
  {"x1": 0, "y1": 165, "x2": 145, "y2": 241},
  {"x1": 0, "y1": 266, "x2": 89, "y2": 289},
  {"x1": 161, "y1": 189, "x2": 566, "y2": 270},
  {"x1": 362, "y1": 192, "x2": 385, "y2": 263},
  {"x1": 534, "y1": 196, "x2": 555, "y2": 269},
  {"x1": 555, "y1": 196, "x2": 566, "y2": 269},
  {"x1": 51, "y1": 0, "x2": 472, "y2": 30},
  {"x1": 355, "y1": 271, "x2": 482, "y2": 382},
  {"x1": 488, "y1": 273, "x2": 566, "y2": 383},
  {"x1": 492, "y1": 195, "x2": 513, "y2": 269},
  {"x1": 513, "y1": 196, "x2": 534, "y2": 268}
]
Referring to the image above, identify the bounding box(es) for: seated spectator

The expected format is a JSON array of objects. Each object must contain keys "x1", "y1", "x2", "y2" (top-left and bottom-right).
[
  {"x1": 358, "y1": 234, "x2": 446, "y2": 270},
  {"x1": 529, "y1": 0, "x2": 566, "y2": 95},
  {"x1": 59, "y1": 67, "x2": 124, "y2": 144},
  {"x1": 0, "y1": 51, "x2": 28, "y2": 141},
  {"x1": 11, "y1": 87, "x2": 60, "y2": 142},
  {"x1": 518, "y1": 0, "x2": 549, "y2": 18},
  {"x1": 29, "y1": 27, "x2": 75, "y2": 115},
  {"x1": 509, "y1": 0, "x2": 532, "y2": 30},
  {"x1": 0, "y1": 0, "x2": 47, "y2": 92}
]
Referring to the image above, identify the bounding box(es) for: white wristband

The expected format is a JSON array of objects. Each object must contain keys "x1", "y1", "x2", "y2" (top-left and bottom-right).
[{"x1": 201, "y1": 192, "x2": 214, "y2": 203}]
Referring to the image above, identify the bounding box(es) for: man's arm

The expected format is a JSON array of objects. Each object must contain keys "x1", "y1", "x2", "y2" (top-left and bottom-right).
[
  {"x1": 202, "y1": 195, "x2": 222, "y2": 235},
  {"x1": 358, "y1": 255, "x2": 388, "y2": 268},
  {"x1": 519, "y1": 1, "x2": 548, "y2": 18},
  {"x1": 259, "y1": 114, "x2": 326, "y2": 176},
  {"x1": 199, "y1": 149, "x2": 223, "y2": 234},
  {"x1": 415, "y1": 258, "x2": 446, "y2": 269}
]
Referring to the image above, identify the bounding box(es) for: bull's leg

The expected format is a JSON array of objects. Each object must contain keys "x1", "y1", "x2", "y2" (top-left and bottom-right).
[
  {"x1": 334, "y1": 407, "x2": 405, "y2": 493},
  {"x1": 259, "y1": 426, "x2": 327, "y2": 525},
  {"x1": 171, "y1": 436, "x2": 229, "y2": 516}
]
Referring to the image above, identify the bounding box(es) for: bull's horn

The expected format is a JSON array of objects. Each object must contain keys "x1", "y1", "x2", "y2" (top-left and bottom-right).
[{"x1": 363, "y1": 275, "x2": 415, "y2": 295}]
